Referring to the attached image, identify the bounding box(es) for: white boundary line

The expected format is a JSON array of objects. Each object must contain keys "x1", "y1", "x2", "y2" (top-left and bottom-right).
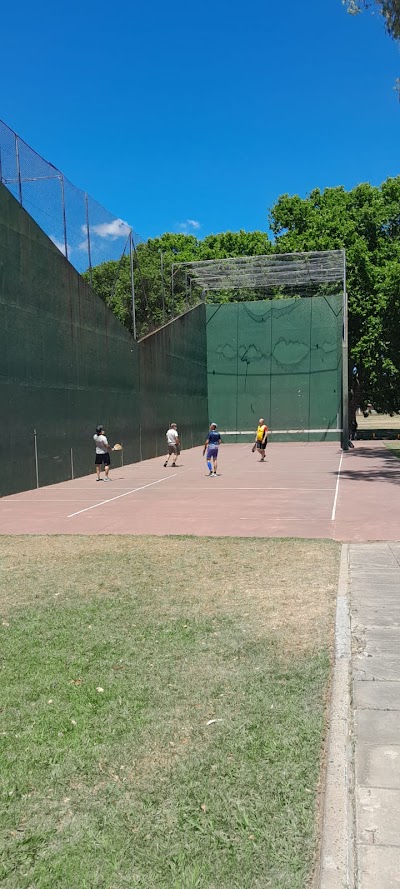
[
  {"x1": 331, "y1": 452, "x2": 344, "y2": 522},
  {"x1": 67, "y1": 474, "x2": 178, "y2": 518},
  {"x1": 221, "y1": 429, "x2": 342, "y2": 435}
]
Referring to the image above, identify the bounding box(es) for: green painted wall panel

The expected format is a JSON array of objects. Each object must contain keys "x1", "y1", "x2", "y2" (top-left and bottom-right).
[
  {"x1": 0, "y1": 182, "x2": 140, "y2": 495},
  {"x1": 139, "y1": 305, "x2": 208, "y2": 459},
  {"x1": 206, "y1": 296, "x2": 342, "y2": 440}
]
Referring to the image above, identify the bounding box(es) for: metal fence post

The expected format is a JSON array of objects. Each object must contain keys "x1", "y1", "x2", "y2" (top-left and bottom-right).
[
  {"x1": 33, "y1": 429, "x2": 39, "y2": 488},
  {"x1": 160, "y1": 250, "x2": 166, "y2": 322},
  {"x1": 342, "y1": 251, "x2": 349, "y2": 451},
  {"x1": 129, "y1": 231, "x2": 137, "y2": 339},
  {"x1": 70, "y1": 447, "x2": 74, "y2": 480},
  {"x1": 15, "y1": 135, "x2": 23, "y2": 205},
  {"x1": 85, "y1": 192, "x2": 93, "y2": 286},
  {"x1": 171, "y1": 264, "x2": 175, "y2": 316},
  {"x1": 60, "y1": 174, "x2": 68, "y2": 261}
]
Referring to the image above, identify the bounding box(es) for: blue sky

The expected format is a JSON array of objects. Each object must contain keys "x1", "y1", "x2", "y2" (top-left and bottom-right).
[{"x1": 1, "y1": 0, "x2": 399, "y2": 241}]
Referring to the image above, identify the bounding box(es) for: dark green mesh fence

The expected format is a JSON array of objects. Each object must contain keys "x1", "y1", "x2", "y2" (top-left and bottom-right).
[
  {"x1": 139, "y1": 305, "x2": 208, "y2": 459},
  {"x1": 206, "y1": 296, "x2": 343, "y2": 442},
  {"x1": 0, "y1": 183, "x2": 207, "y2": 496},
  {"x1": 0, "y1": 183, "x2": 141, "y2": 496}
]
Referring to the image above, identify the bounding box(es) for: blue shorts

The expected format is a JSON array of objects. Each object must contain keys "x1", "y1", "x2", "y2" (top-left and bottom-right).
[{"x1": 207, "y1": 446, "x2": 218, "y2": 460}]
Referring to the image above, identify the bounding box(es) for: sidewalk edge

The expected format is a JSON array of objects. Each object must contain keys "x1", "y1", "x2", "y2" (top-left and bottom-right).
[{"x1": 318, "y1": 543, "x2": 354, "y2": 889}]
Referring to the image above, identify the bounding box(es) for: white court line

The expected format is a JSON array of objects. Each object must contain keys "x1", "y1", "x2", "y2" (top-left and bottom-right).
[
  {"x1": 186, "y1": 486, "x2": 335, "y2": 491},
  {"x1": 67, "y1": 474, "x2": 178, "y2": 518},
  {"x1": 331, "y1": 453, "x2": 344, "y2": 522}
]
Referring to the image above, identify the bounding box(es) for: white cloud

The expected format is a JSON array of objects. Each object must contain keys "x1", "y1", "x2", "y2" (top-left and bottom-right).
[
  {"x1": 90, "y1": 218, "x2": 131, "y2": 240},
  {"x1": 50, "y1": 235, "x2": 69, "y2": 256},
  {"x1": 177, "y1": 219, "x2": 201, "y2": 233}
]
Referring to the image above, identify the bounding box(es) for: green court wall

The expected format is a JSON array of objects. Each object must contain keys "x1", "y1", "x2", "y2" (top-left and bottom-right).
[
  {"x1": 206, "y1": 298, "x2": 343, "y2": 442},
  {"x1": 0, "y1": 184, "x2": 207, "y2": 496},
  {"x1": 0, "y1": 183, "x2": 141, "y2": 496},
  {"x1": 139, "y1": 304, "x2": 208, "y2": 459}
]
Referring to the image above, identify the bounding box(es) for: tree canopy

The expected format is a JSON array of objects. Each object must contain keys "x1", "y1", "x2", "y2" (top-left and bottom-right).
[
  {"x1": 88, "y1": 176, "x2": 400, "y2": 414},
  {"x1": 344, "y1": 0, "x2": 400, "y2": 40},
  {"x1": 270, "y1": 178, "x2": 400, "y2": 413}
]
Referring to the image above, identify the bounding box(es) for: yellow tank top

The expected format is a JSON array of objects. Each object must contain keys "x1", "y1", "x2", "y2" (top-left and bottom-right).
[{"x1": 256, "y1": 424, "x2": 267, "y2": 441}]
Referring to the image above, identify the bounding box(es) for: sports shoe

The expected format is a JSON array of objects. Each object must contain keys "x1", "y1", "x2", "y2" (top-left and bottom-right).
[
  {"x1": 208, "y1": 471, "x2": 213, "y2": 476},
  {"x1": 163, "y1": 461, "x2": 168, "y2": 467},
  {"x1": 96, "y1": 477, "x2": 102, "y2": 481},
  {"x1": 104, "y1": 477, "x2": 112, "y2": 481}
]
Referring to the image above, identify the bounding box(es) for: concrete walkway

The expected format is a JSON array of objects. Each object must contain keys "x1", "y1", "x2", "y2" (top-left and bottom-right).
[
  {"x1": 319, "y1": 543, "x2": 400, "y2": 888},
  {"x1": 351, "y1": 543, "x2": 400, "y2": 887}
]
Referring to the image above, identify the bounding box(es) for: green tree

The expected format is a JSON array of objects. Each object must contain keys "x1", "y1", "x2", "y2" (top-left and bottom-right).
[
  {"x1": 269, "y1": 177, "x2": 400, "y2": 413},
  {"x1": 344, "y1": 0, "x2": 400, "y2": 40},
  {"x1": 88, "y1": 230, "x2": 273, "y2": 336}
]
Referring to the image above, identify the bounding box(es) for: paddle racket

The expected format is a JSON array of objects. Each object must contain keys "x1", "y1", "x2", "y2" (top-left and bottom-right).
[
  {"x1": 112, "y1": 443, "x2": 123, "y2": 451},
  {"x1": 251, "y1": 444, "x2": 256, "y2": 453}
]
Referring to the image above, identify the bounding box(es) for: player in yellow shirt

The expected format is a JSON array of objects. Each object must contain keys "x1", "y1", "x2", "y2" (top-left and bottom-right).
[{"x1": 252, "y1": 418, "x2": 268, "y2": 461}]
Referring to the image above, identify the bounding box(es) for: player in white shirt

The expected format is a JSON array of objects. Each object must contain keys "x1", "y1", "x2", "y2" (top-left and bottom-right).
[
  {"x1": 93, "y1": 425, "x2": 112, "y2": 481},
  {"x1": 164, "y1": 423, "x2": 180, "y2": 467}
]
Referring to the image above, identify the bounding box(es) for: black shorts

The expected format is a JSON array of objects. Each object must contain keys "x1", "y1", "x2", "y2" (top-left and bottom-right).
[
  {"x1": 95, "y1": 452, "x2": 110, "y2": 466},
  {"x1": 256, "y1": 439, "x2": 267, "y2": 450}
]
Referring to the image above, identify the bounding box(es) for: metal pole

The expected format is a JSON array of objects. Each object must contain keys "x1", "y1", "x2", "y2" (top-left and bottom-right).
[
  {"x1": 171, "y1": 264, "x2": 175, "y2": 316},
  {"x1": 33, "y1": 429, "x2": 39, "y2": 488},
  {"x1": 129, "y1": 231, "x2": 137, "y2": 339},
  {"x1": 160, "y1": 251, "x2": 166, "y2": 323},
  {"x1": 15, "y1": 135, "x2": 23, "y2": 205},
  {"x1": 0, "y1": 144, "x2": 3, "y2": 184},
  {"x1": 60, "y1": 175, "x2": 68, "y2": 261},
  {"x1": 70, "y1": 447, "x2": 74, "y2": 480},
  {"x1": 85, "y1": 192, "x2": 93, "y2": 286},
  {"x1": 120, "y1": 443, "x2": 124, "y2": 467},
  {"x1": 342, "y1": 250, "x2": 349, "y2": 451}
]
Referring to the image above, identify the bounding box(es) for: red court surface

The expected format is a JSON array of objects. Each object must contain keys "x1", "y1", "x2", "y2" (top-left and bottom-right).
[{"x1": 0, "y1": 441, "x2": 399, "y2": 541}]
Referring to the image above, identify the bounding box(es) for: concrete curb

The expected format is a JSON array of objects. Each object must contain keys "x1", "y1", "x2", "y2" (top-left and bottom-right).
[{"x1": 318, "y1": 543, "x2": 354, "y2": 889}]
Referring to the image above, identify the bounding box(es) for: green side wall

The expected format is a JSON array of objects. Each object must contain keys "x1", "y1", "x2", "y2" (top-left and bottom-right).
[
  {"x1": 206, "y1": 298, "x2": 343, "y2": 442},
  {"x1": 0, "y1": 184, "x2": 207, "y2": 496},
  {"x1": 139, "y1": 305, "x2": 208, "y2": 459}
]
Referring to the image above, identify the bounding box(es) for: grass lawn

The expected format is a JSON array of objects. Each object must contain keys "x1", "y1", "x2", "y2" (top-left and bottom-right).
[
  {"x1": 384, "y1": 441, "x2": 400, "y2": 460},
  {"x1": 0, "y1": 536, "x2": 339, "y2": 889}
]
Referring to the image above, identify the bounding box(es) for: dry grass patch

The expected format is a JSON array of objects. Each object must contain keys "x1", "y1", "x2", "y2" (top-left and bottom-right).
[
  {"x1": 0, "y1": 536, "x2": 340, "y2": 889},
  {"x1": 0, "y1": 536, "x2": 338, "y2": 655}
]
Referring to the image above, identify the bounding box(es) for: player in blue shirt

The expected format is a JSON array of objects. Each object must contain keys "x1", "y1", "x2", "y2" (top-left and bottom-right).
[{"x1": 203, "y1": 423, "x2": 222, "y2": 476}]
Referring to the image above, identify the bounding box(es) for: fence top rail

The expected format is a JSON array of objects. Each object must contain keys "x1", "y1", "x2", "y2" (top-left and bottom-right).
[{"x1": 172, "y1": 250, "x2": 345, "y2": 288}]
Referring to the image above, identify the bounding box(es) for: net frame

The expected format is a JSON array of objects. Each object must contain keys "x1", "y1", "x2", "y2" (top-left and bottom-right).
[{"x1": 172, "y1": 250, "x2": 348, "y2": 449}]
